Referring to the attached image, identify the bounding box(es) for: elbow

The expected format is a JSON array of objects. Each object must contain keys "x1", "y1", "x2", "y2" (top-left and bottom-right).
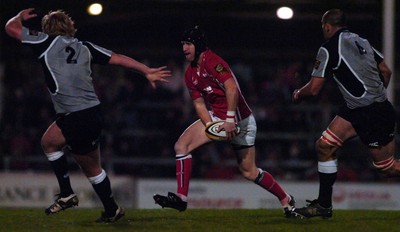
[
  {"x1": 382, "y1": 67, "x2": 392, "y2": 79},
  {"x1": 379, "y1": 61, "x2": 392, "y2": 79},
  {"x1": 386, "y1": 69, "x2": 393, "y2": 78},
  {"x1": 310, "y1": 88, "x2": 321, "y2": 97},
  {"x1": 5, "y1": 25, "x2": 20, "y2": 40},
  {"x1": 5, "y1": 25, "x2": 13, "y2": 37}
]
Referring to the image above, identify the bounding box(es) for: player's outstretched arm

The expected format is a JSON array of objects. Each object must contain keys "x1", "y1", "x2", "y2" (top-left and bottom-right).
[
  {"x1": 108, "y1": 53, "x2": 171, "y2": 88},
  {"x1": 144, "y1": 66, "x2": 171, "y2": 89},
  {"x1": 5, "y1": 8, "x2": 37, "y2": 41},
  {"x1": 292, "y1": 76, "x2": 325, "y2": 103}
]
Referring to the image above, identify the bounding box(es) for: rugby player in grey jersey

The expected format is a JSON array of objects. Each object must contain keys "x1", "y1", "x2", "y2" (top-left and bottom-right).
[
  {"x1": 291, "y1": 9, "x2": 396, "y2": 219},
  {"x1": 5, "y1": 8, "x2": 170, "y2": 223}
]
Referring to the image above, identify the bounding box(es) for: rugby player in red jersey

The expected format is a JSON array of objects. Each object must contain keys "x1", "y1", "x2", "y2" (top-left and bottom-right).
[{"x1": 154, "y1": 26, "x2": 295, "y2": 217}]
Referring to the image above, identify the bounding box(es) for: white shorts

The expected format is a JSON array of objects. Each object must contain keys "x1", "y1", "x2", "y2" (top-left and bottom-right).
[{"x1": 210, "y1": 113, "x2": 256, "y2": 147}]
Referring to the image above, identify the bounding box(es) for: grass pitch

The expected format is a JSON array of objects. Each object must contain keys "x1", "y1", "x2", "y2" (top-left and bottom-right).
[{"x1": 1, "y1": 208, "x2": 400, "y2": 232}]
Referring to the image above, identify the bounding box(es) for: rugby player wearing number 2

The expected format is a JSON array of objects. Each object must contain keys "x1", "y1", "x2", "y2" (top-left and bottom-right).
[
  {"x1": 154, "y1": 26, "x2": 295, "y2": 217},
  {"x1": 5, "y1": 8, "x2": 170, "y2": 223}
]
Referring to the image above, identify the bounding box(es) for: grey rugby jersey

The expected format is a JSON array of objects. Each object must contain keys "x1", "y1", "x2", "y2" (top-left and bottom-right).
[
  {"x1": 21, "y1": 26, "x2": 112, "y2": 114},
  {"x1": 312, "y1": 28, "x2": 387, "y2": 109}
]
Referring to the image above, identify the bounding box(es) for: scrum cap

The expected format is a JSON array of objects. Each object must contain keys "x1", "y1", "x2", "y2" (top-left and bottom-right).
[{"x1": 181, "y1": 25, "x2": 208, "y2": 63}]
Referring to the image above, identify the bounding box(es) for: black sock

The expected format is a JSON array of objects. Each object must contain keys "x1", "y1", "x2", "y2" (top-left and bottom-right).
[
  {"x1": 92, "y1": 176, "x2": 118, "y2": 215},
  {"x1": 317, "y1": 171, "x2": 337, "y2": 208},
  {"x1": 49, "y1": 154, "x2": 74, "y2": 197}
]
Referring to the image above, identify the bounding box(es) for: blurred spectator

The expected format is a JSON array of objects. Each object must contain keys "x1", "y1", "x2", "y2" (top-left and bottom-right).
[
  {"x1": 8, "y1": 131, "x2": 34, "y2": 169},
  {"x1": 0, "y1": 45, "x2": 390, "y2": 182}
]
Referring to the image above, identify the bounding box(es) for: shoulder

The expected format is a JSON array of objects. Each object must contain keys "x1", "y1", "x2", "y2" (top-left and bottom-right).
[
  {"x1": 82, "y1": 41, "x2": 112, "y2": 57},
  {"x1": 204, "y1": 50, "x2": 223, "y2": 60},
  {"x1": 204, "y1": 50, "x2": 229, "y2": 68},
  {"x1": 21, "y1": 27, "x2": 50, "y2": 44},
  {"x1": 321, "y1": 36, "x2": 338, "y2": 53}
]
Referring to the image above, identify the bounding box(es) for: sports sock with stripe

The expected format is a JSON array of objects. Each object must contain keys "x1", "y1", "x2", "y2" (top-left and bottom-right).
[
  {"x1": 254, "y1": 169, "x2": 287, "y2": 203},
  {"x1": 176, "y1": 154, "x2": 192, "y2": 200}
]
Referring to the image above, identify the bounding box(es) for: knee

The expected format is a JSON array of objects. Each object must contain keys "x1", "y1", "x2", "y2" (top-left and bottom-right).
[
  {"x1": 41, "y1": 134, "x2": 63, "y2": 153},
  {"x1": 315, "y1": 139, "x2": 330, "y2": 159},
  {"x1": 174, "y1": 140, "x2": 187, "y2": 154},
  {"x1": 315, "y1": 128, "x2": 343, "y2": 161},
  {"x1": 373, "y1": 157, "x2": 400, "y2": 177},
  {"x1": 239, "y1": 166, "x2": 258, "y2": 181},
  {"x1": 315, "y1": 134, "x2": 340, "y2": 161},
  {"x1": 41, "y1": 135, "x2": 52, "y2": 152}
]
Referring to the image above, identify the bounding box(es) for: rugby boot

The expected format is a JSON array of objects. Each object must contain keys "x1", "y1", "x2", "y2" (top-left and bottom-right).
[{"x1": 153, "y1": 192, "x2": 187, "y2": 211}]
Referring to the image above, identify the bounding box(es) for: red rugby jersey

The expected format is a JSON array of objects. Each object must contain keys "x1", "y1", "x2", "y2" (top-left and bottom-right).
[{"x1": 184, "y1": 50, "x2": 252, "y2": 121}]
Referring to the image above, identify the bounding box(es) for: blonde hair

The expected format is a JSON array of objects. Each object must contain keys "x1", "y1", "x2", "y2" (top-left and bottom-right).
[{"x1": 41, "y1": 10, "x2": 77, "y2": 37}]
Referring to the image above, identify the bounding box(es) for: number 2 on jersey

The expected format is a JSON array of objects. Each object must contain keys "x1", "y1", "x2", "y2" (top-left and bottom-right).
[{"x1": 66, "y1": 46, "x2": 77, "y2": 64}]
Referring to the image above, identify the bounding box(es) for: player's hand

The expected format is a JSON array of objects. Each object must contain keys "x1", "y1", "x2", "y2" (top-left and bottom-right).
[
  {"x1": 146, "y1": 66, "x2": 171, "y2": 89},
  {"x1": 19, "y1": 8, "x2": 37, "y2": 21},
  {"x1": 292, "y1": 89, "x2": 301, "y2": 103},
  {"x1": 217, "y1": 121, "x2": 239, "y2": 140}
]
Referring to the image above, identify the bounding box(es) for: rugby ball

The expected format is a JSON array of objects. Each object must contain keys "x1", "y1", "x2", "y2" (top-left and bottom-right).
[{"x1": 205, "y1": 120, "x2": 241, "y2": 141}]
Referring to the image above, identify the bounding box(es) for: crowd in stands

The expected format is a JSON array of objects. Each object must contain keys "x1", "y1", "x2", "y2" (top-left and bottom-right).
[{"x1": 0, "y1": 48, "x2": 394, "y2": 182}]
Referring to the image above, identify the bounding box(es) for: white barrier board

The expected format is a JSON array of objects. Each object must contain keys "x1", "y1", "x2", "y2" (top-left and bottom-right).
[
  {"x1": 0, "y1": 173, "x2": 134, "y2": 208},
  {"x1": 0, "y1": 173, "x2": 399, "y2": 210},
  {"x1": 137, "y1": 179, "x2": 400, "y2": 210}
]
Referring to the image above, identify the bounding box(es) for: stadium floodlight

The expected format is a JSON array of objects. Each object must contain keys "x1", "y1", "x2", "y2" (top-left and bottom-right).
[
  {"x1": 276, "y1": 6, "x2": 293, "y2": 20},
  {"x1": 87, "y1": 3, "x2": 103, "y2": 16}
]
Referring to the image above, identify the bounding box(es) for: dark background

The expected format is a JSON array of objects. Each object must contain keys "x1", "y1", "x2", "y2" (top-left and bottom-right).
[
  {"x1": 1, "y1": 0, "x2": 396, "y2": 61},
  {"x1": 0, "y1": 0, "x2": 398, "y2": 181}
]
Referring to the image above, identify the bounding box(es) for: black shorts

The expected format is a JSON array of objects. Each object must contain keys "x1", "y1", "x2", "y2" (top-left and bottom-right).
[
  {"x1": 338, "y1": 100, "x2": 396, "y2": 148},
  {"x1": 56, "y1": 105, "x2": 103, "y2": 155}
]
